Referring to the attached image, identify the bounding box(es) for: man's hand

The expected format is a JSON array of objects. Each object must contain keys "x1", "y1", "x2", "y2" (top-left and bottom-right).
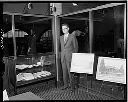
[{"x1": 27, "y1": 47, "x2": 31, "y2": 54}]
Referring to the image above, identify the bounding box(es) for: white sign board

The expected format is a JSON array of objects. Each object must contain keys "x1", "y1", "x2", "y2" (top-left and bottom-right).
[
  {"x1": 70, "y1": 53, "x2": 94, "y2": 74},
  {"x1": 96, "y1": 57, "x2": 126, "y2": 84}
]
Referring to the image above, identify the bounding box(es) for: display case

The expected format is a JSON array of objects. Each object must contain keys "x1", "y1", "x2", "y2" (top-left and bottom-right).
[
  {"x1": 3, "y1": 53, "x2": 56, "y2": 95},
  {"x1": 16, "y1": 53, "x2": 56, "y2": 87}
]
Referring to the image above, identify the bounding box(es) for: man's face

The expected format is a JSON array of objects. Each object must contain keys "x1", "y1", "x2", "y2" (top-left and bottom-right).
[{"x1": 62, "y1": 25, "x2": 69, "y2": 34}]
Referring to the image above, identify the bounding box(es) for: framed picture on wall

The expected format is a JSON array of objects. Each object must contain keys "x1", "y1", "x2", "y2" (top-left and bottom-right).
[
  {"x1": 70, "y1": 53, "x2": 95, "y2": 74},
  {"x1": 96, "y1": 57, "x2": 126, "y2": 84}
]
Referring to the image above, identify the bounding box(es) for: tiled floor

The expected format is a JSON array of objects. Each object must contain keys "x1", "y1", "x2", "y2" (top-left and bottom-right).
[{"x1": 8, "y1": 79, "x2": 125, "y2": 100}]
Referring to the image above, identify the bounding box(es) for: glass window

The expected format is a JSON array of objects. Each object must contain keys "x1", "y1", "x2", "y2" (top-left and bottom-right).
[{"x1": 93, "y1": 5, "x2": 125, "y2": 58}]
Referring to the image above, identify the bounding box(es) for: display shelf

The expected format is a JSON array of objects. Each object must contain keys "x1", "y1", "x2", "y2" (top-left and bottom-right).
[
  {"x1": 15, "y1": 53, "x2": 56, "y2": 88},
  {"x1": 16, "y1": 65, "x2": 56, "y2": 87},
  {"x1": 17, "y1": 73, "x2": 55, "y2": 87}
]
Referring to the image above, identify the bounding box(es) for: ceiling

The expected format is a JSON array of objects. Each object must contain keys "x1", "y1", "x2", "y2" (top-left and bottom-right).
[
  {"x1": 3, "y1": 3, "x2": 110, "y2": 25},
  {"x1": 62, "y1": 3, "x2": 108, "y2": 15},
  {"x1": 3, "y1": 14, "x2": 52, "y2": 25}
]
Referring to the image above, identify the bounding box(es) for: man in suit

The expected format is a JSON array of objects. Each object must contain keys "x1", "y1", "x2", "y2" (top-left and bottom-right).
[{"x1": 60, "y1": 23, "x2": 78, "y2": 90}]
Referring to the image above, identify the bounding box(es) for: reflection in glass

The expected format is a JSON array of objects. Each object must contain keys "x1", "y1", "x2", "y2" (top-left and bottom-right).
[
  {"x1": 3, "y1": 14, "x2": 13, "y2": 57},
  {"x1": 93, "y1": 5, "x2": 125, "y2": 58},
  {"x1": 13, "y1": 15, "x2": 53, "y2": 56}
]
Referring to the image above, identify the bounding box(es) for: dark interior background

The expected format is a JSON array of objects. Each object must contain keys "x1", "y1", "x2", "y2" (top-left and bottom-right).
[{"x1": 2, "y1": 3, "x2": 125, "y2": 58}]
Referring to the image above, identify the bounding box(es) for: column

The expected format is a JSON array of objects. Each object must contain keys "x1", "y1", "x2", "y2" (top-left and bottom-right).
[
  {"x1": 124, "y1": 4, "x2": 126, "y2": 58},
  {"x1": 12, "y1": 15, "x2": 17, "y2": 59},
  {"x1": 52, "y1": 3, "x2": 62, "y2": 84},
  {"x1": 89, "y1": 11, "x2": 93, "y2": 53}
]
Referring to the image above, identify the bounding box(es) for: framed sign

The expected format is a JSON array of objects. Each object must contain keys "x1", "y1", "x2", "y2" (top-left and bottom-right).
[
  {"x1": 70, "y1": 53, "x2": 94, "y2": 74},
  {"x1": 96, "y1": 57, "x2": 126, "y2": 84}
]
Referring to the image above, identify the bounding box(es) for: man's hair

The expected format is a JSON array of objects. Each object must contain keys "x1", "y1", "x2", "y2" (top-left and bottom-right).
[{"x1": 62, "y1": 23, "x2": 69, "y2": 28}]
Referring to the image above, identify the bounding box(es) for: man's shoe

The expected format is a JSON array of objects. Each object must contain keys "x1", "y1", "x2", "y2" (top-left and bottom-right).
[
  {"x1": 69, "y1": 87, "x2": 75, "y2": 93},
  {"x1": 69, "y1": 85, "x2": 79, "y2": 92},
  {"x1": 60, "y1": 86, "x2": 69, "y2": 90}
]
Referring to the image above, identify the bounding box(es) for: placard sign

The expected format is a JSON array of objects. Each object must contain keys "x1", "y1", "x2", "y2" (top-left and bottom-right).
[
  {"x1": 96, "y1": 57, "x2": 126, "y2": 84},
  {"x1": 70, "y1": 53, "x2": 94, "y2": 74}
]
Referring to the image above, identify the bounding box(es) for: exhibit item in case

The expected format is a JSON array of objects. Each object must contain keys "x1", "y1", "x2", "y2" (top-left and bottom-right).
[
  {"x1": 70, "y1": 53, "x2": 94, "y2": 74},
  {"x1": 96, "y1": 57, "x2": 126, "y2": 84},
  {"x1": 16, "y1": 54, "x2": 55, "y2": 83},
  {"x1": 3, "y1": 89, "x2": 9, "y2": 101}
]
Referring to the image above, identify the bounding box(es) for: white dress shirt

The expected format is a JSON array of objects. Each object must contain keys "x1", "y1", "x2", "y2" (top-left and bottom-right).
[{"x1": 64, "y1": 33, "x2": 69, "y2": 43}]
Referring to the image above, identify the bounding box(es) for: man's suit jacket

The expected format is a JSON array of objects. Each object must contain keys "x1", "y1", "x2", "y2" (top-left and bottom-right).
[{"x1": 60, "y1": 34, "x2": 78, "y2": 63}]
